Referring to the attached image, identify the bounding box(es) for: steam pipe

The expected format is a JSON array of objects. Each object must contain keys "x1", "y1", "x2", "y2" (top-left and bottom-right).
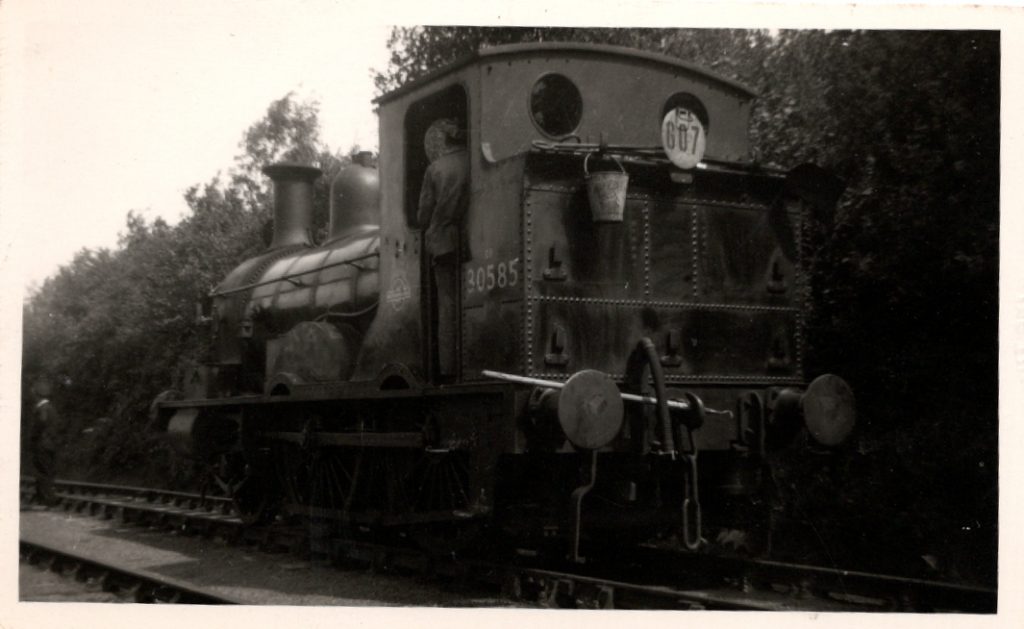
[{"x1": 638, "y1": 337, "x2": 675, "y2": 456}]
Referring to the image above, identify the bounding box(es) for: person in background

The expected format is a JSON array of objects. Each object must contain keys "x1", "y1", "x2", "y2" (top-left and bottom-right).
[
  {"x1": 29, "y1": 378, "x2": 59, "y2": 506},
  {"x1": 417, "y1": 118, "x2": 469, "y2": 381}
]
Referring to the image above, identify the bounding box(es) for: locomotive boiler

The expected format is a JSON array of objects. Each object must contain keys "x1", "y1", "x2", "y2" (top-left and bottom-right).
[{"x1": 155, "y1": 42, "x2": 855, "y2": 559}]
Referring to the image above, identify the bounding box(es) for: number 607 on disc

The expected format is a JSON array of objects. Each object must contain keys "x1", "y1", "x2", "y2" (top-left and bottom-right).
[{"x1": 662, "y1": 107, "x2": 706, "y2": 170}]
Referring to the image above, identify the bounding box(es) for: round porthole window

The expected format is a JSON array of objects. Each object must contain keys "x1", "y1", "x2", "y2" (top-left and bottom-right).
[{"x1": 530, "y1": 74, "x2": 582, "y2": 138}]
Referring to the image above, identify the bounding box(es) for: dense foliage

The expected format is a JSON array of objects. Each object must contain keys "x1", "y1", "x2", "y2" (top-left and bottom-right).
[
  {"x1": 21, "y1": 94, "x2": 353, "y2": 485},
  {"x1": 23, "y1": 29, "x2": 998, "y2": 582}
]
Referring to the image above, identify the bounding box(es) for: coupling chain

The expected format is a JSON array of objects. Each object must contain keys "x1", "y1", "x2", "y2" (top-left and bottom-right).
[{"x1": 680, "y1": 424, "x2": 703, "y2": 551}]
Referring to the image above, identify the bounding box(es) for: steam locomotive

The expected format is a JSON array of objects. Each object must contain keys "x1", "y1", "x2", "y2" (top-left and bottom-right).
[{"x1": 155, "y1": 43, "x2": 855, "y2": 559}]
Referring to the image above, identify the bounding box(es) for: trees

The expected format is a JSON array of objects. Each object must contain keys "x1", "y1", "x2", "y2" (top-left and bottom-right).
[{"x1": 21, "y1": 93, "x2": 350, "y2": 484}]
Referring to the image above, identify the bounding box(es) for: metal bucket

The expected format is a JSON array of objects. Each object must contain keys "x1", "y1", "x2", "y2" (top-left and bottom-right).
[{"x1": 584, "y1": 153, "x2": 628, "y2": 222}]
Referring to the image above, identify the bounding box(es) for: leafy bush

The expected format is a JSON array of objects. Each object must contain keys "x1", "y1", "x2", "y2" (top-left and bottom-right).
[{"x1": 22, "y1": 94, "x2": 353, "y2": 487}]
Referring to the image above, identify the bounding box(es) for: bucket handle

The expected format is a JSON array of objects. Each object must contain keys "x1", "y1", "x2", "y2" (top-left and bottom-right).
[{"x1": 584, "y1": 152, "x2": 626, "y2": 177}]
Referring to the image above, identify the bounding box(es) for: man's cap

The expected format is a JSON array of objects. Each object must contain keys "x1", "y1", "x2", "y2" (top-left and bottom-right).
[
  {"x1": 425, "y1": 118, "x2": 466, "y2": 161},
  {"x1": 438, "y1": 118, "x2": 465, "y2": 141}
]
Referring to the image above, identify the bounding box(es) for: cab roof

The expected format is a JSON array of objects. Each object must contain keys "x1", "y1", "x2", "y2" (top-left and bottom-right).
[{"x1": 374, "y1": 41, "x2": 758, "y2": 105}]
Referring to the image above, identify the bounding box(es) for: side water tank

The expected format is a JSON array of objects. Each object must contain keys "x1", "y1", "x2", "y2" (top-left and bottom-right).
[{"x1": 329, "y1": 151, "x2": 380, "y2": 241}]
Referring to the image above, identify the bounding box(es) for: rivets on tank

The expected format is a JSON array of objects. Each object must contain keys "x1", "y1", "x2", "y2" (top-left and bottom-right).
[
  {"x1": 526, "y1": 294, "x2": 798, "y2": 313},
  {"x1": 529, "y1": 183, "x2": 580, "y2": 194},
  {"x1": 642, "y1": 202, "x2": 651, "y2": 299},
  {"x1": 673, "y1": 196, "x2": 768, "y2": 211},
  {"x1": 524, "y1": 194, "x2": 534, "y2": 372},
  {"x1": 789, "y1": 197, "x2": 809, "y2": 373},
  {"x1": 691, "y1": 207, "x2": 700, "y2": 298},
  {"x1": 700, "y1": 211, "x2": 710, "y2": 298},
  {"x1": 794, "y1": 314, "x2": 804, "y2": 372}
]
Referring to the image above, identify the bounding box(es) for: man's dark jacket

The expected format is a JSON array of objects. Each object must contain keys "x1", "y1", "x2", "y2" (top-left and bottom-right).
[{"x1": 417, "y1": 148, "x2": 469, "y2": 258}]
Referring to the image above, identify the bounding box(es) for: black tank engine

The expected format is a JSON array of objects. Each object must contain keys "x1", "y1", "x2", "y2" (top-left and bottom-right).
[{"x1": 155, "y1": 43, "x2": 855, "y2": 559}]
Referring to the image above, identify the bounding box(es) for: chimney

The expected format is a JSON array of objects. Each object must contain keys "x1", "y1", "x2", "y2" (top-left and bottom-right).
[{"x1": 262, "y1": 162, "x2": 322, "y2": 249}]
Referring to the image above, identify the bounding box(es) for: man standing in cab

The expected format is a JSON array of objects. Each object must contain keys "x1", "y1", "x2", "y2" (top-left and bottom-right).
[{"x1": 417, "y1": 118, "x2": 469, "y2": 382}]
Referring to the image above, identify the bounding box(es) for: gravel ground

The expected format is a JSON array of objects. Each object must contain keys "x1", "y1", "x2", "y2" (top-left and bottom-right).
[{"x1": 19, "y1": 508, "x2": 517, "y2": 607}]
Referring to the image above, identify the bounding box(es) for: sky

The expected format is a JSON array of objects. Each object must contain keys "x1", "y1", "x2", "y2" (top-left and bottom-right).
[
  {"x1": 2, "y1": 0, "x2": 1022, "y2": 298},
  {"x1": 2, "y1": 0, "x2": 391, "y2": 296}
]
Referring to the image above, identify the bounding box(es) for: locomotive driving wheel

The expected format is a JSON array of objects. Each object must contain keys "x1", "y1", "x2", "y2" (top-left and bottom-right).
[
  {"x1": 265, "y1": 425, "x2": 359, "y2": 523},
  {"x1": 307, "y1": 447, "x2": 359, "y2": 515},
  {"x1": 230, "y1": 467, "x2": 272, "y2": 525},
  {"x1": 204, "y1": 451, "x2": 274, "y2": 525},
  {"x1": 406, "y1": 449, "x2": 481, "y2": 558},
  {"x1": 407, "y1": 449, "x2": 471, "y2": 514}
]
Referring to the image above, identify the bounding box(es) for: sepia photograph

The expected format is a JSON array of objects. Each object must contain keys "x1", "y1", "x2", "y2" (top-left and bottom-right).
[{"x1": 1, "y1": 0, "x2": 1015, "y2": 625}]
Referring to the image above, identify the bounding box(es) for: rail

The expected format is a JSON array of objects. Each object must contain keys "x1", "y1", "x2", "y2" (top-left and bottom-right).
[
  {"x1": 20, "y1": 539, "x2": 243, "y2": 604},
  {"x1": 21, "y1": 477, "x2": 996, "y2": 612}
]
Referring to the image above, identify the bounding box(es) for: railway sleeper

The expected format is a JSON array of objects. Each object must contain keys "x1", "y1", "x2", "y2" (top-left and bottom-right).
[{"x1": 24, "y1": 478, "x2": 997, "y2": 611}]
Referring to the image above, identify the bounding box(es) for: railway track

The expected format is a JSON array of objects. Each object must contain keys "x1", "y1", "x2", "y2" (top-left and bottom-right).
[
  {"x1": 588, "y1": 544, "x2": 997, "y2": 612},
  {"x1": 20, "y1": 538, "x2": 243, "y2": 604},
  {"x1": 21, "y1": 477, "x2": 996, "y2": 611}
]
